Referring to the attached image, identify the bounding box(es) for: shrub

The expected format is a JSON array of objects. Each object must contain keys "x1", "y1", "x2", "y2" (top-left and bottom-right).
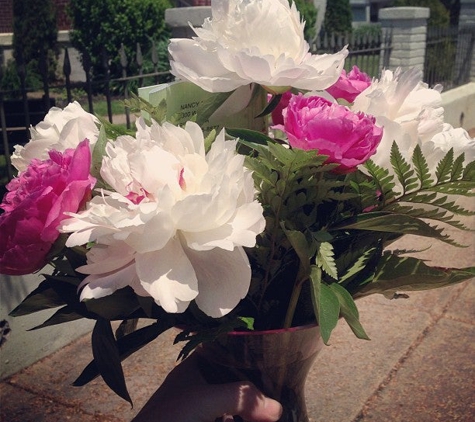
[
  {"x1": 353, "y1": 24, "x2": 382, "y2": 39},
  {"x1": 391, "y1": 0, "x2": 450, "y2": 27},
  {"x1": 6, "y1": 0, "x2": 58, "y2": 94},
  {"x1": 323, "y1": 0, "x2": 353, "y2": 34},
  {"x1": 292, "y1": 0, "x2": 318, "y2": 41},
  {"x1": 68, "y1": 0, "x2": 172, "y2": 90},
  {"x1": 0, "y1": 60, "x2": 43, "y2": 96}
]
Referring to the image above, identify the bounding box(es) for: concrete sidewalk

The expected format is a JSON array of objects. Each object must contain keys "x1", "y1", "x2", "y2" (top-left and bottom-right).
[{"x1": 1, "y1": 231, "x2": 474, "y2": 421}]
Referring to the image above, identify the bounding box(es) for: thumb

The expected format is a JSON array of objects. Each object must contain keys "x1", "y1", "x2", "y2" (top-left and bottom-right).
[{"x1": 194, "y1": 381, "x2": 283, "y2": 422}]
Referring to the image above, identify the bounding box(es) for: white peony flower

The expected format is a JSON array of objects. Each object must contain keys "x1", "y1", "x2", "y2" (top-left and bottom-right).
[
  {"x1": 60, "y1": 119, "x2": 265, "y2": 318},
  {"x1": 352, "y1": 68, "x2": 474, "y2": 181},
  {"x1": 11, "y1": 101, "x2": 99, "y2": 172},
  {"x1": 168, "y1": 0, "x2": 348, "y2": 93},
  {"x1": 352, "y1": 68, "x2": 445, "y2": 168},
  {"x1": 420, "y1": 124, "x2": 475, "y2": 168}
]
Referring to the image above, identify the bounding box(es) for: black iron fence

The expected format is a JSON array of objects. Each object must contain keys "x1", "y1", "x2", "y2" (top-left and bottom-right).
[
  {"x1": 1, "y1": 23, "x2": 475, "y2": 184},
  {"x1": 0, "y1": 41, "x2": 172, "y2": 184},
  {"x1": 425, "y1": 25, "x2": 475, "y2": 90},
  {"x1": 311, "y1": 28, "x2": 393, "y2": 78}
]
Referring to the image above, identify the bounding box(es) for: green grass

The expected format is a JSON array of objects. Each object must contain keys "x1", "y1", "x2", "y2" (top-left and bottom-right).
[
  {"x1": 345, "y1": 54, "x2": 381, "y2": 78},
  {"x1": 93, "y1": 99, "x2": 126, "y2": 117}
]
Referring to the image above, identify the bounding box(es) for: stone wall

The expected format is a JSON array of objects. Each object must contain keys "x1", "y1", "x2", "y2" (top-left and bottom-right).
[{"x1": 379, "y1": 7, "x2": 430, "y2": 71}]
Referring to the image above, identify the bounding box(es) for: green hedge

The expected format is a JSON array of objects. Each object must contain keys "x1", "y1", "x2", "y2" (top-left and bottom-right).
[{"x1": 68, "y1": 0, "x2": 172, "y2": 88}]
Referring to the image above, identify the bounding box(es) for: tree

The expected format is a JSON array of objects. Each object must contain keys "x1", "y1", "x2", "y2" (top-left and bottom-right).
[
  {"x1": 12, "y1": 0, "x2": 58, "y2": 87},
  {"x1": 322, "y1": 0, "x2": 353, "y2": 34},
  {"x1": 68, "y1": 0, "x2": 172, "y2": 85},
  {"x1": 439, "y1": 0, "x2": 460, "y2": 26},
  {"x1": 391, "y1": 0, "x2": 450, "y2": 27},
  {"x1": 292, "y1": 0, "x2": 319, "y2": 41}
]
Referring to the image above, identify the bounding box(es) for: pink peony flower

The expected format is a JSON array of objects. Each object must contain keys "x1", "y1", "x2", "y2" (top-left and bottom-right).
[
  {"x1": 326, "y1": 65, "x2": 371, "y2": 103},
  {"x1": 276, "y1": 94, "x2": 383, "y2": 173},
  {"x1": 0, "y1": 140, "x2": 96, "y2": 275}
]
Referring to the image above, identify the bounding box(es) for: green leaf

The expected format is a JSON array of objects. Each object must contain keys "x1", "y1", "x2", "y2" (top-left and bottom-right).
[
  {"x1": 115, "y1": 319, "x2": 139, "y2": 340},
  {"x1": 310, "y1": 266, "x2": 340, "y2": 344},
  {"x1": 203, "y1": 129, "x2": 216, "y2": 152},
  {"x1": 435, "y1": 148, "x2": 454, "y2": 184},
  {"x1": 412, "y1": 144, "x2": 433, "y2": 189},
  {"x1": 355, "y1": 254, "x2": 475, "y2": 298},
  {"x1": 9, "y1": 280, "x2": 66, "y2": 317},
  {"x1": 175, "y1": 317, "x2": 252, "y2": 361},
  {"x1": 227, "y1": 128, "x2": 272, "y2": 148},
  {"x1": 238, "y1": 316, "x2": 255, "y2": 330},
  {"x1": 123, "y1": 93, "x2": 168, "y2": 124},
  {"x1": 28, "y1": 305, "x2": 85, "y2": 330},
  {"x1": 328, "y1": 283, "x2": 370, "y2": 340},
  {"x1": 84, "y1": 287, "x2": 141, "y2": 320},
  {"x1": 364, "y1": 159, "x2": 397, "y2": 204},
  {"x1": 194, "y1": 91, "x2": 234, "y2": 126},
  {"x1": 283, "y1": 228, "x2": 316, "y2": 268},
  {"x1": 451, "y1": 153, "x2": 465, "y2": 181},
  {"x1": 89, "y1": 319, "x2": 132, "y2": 405},
  {"x1": 336, "y1": 211, "x2": 454, "y2": 244},
  {"x1": 74, "y1": 320, "x2": 173, "y2": 387},
  {"x1": 339, "y1": 247, "x2": 377, "y2": 284},
  {"x1": 427, "y1": 181, "x2": 475, "y2": 196},
  {"x1": 463, "y1": 159, "x2": 475, "y2": 179},
  {"x1": 316, "y1": 242, "x2": 338, "y2": 280},
  {"x1": 256, "y1": 93, "x2": 282, "y2": 118},
  {"x1": 90, "y1": 124, "x2": 110, "y2": 184},
  {"x1": 390, "y1": 141, "x2": 417, "y2": 193}
]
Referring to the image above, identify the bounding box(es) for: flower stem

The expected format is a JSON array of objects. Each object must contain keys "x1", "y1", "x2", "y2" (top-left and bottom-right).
[{"x1": 283, "y1": 263, "x2": 307, "y2": 329}]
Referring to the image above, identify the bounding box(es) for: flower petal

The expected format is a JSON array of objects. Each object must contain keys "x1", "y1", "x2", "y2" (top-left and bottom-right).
[
  {"x1": 135, "y1": 238, "x2": 198, "y2": 313},
  {"x1": 185, "y1": 245, "x2": 251, "y2": 317}
]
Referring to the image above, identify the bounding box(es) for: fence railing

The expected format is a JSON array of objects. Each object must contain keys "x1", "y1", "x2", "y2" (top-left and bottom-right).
[
  {"x1": 2, "y1": 23, "x2": 475, "y2": 184},
  {"x1": 310, "y1": 29, "x2": 393, "y2": 78},
  {"x1": 0, "y1": 41, "x2": 172, "y2": 184},
  {"x1": 425, "y1": 25, "x2": 475, "y2": 90}
]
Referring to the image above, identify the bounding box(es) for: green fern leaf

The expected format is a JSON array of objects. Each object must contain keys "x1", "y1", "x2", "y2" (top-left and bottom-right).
[
  {"x1": 364, "y1": 159, "x2": 397, "y2": 203},
  {"x1": 435, "y1": 148, "x2": 454, "y2": 184},
  {"x1": 336, "y1": 211, "x2": 463, "y2": 246},
  {"x1": 451, "y1": 153, "x2": 465, "y2": 180},
  {"x1": 384, "y1": 204, "x2": 472, "y2": 231},
  {"x1": 463, "y1": 160, "x2": 475, "y2": 179},
  {"x1": 390, "y1": 141, "x2": 417, "y2": 193},
  {"x1": 355, "y1": 254, "x2": 475, "y2": 299},
  {"x1": 428, "y1": 181, "x2": 475, "y2": 196},
  {"x1": 339, "y1": 247, "x2": 377, "y2": 283},
  {"x1": 316, "y1": 242, "x2": 338, "y2": 280},
  {"x1": 412, "y1": 145, "x2": 433, "y2": 189}
]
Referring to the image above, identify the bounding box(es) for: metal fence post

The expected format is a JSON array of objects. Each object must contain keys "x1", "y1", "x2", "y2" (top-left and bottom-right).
[{"x1": 459, "y1": 0, "x2": 475, "y2": 82}]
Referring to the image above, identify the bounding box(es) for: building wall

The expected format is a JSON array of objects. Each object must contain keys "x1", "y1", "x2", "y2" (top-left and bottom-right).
[
  {"x1": 0, "y1": 0, "x2": 72, "y2": 34},
  {"x1": 0, "y1": 0, "x2": 13, "y2": 33}
]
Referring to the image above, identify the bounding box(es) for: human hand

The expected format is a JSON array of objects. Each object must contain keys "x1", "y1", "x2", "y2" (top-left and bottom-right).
[{"x1": 131, "y1": 351, "x2": 283, "y2": 422}]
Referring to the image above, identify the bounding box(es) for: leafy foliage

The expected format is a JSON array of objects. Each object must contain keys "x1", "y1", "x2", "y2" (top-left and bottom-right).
[
  {"x1": 237, "y1": 132, "x2": 475, "y2": 341},
  {"x1": 9, "y1": 123, "x2": 475, "y2": 405},
  {"x1": 2, "y1": 0, "x2": 58, "y2": 95},
  {"x1": 391, "y1": 0, "x2": 450, "y2": 27},
  {"x1": 323, "y1": 0, "x2": 353, "y2": 34},
  {"x1": 68, "y1": 0, "x2": 172, "y2": 89},
  {"x1": 291, "y1": 0, "x2": 319, "y2": 41}
]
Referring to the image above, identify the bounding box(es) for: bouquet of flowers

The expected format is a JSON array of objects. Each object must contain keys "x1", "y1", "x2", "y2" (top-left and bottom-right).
[{"x1": 1, "y1": 0, "x2": 474, "y2": 407}]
